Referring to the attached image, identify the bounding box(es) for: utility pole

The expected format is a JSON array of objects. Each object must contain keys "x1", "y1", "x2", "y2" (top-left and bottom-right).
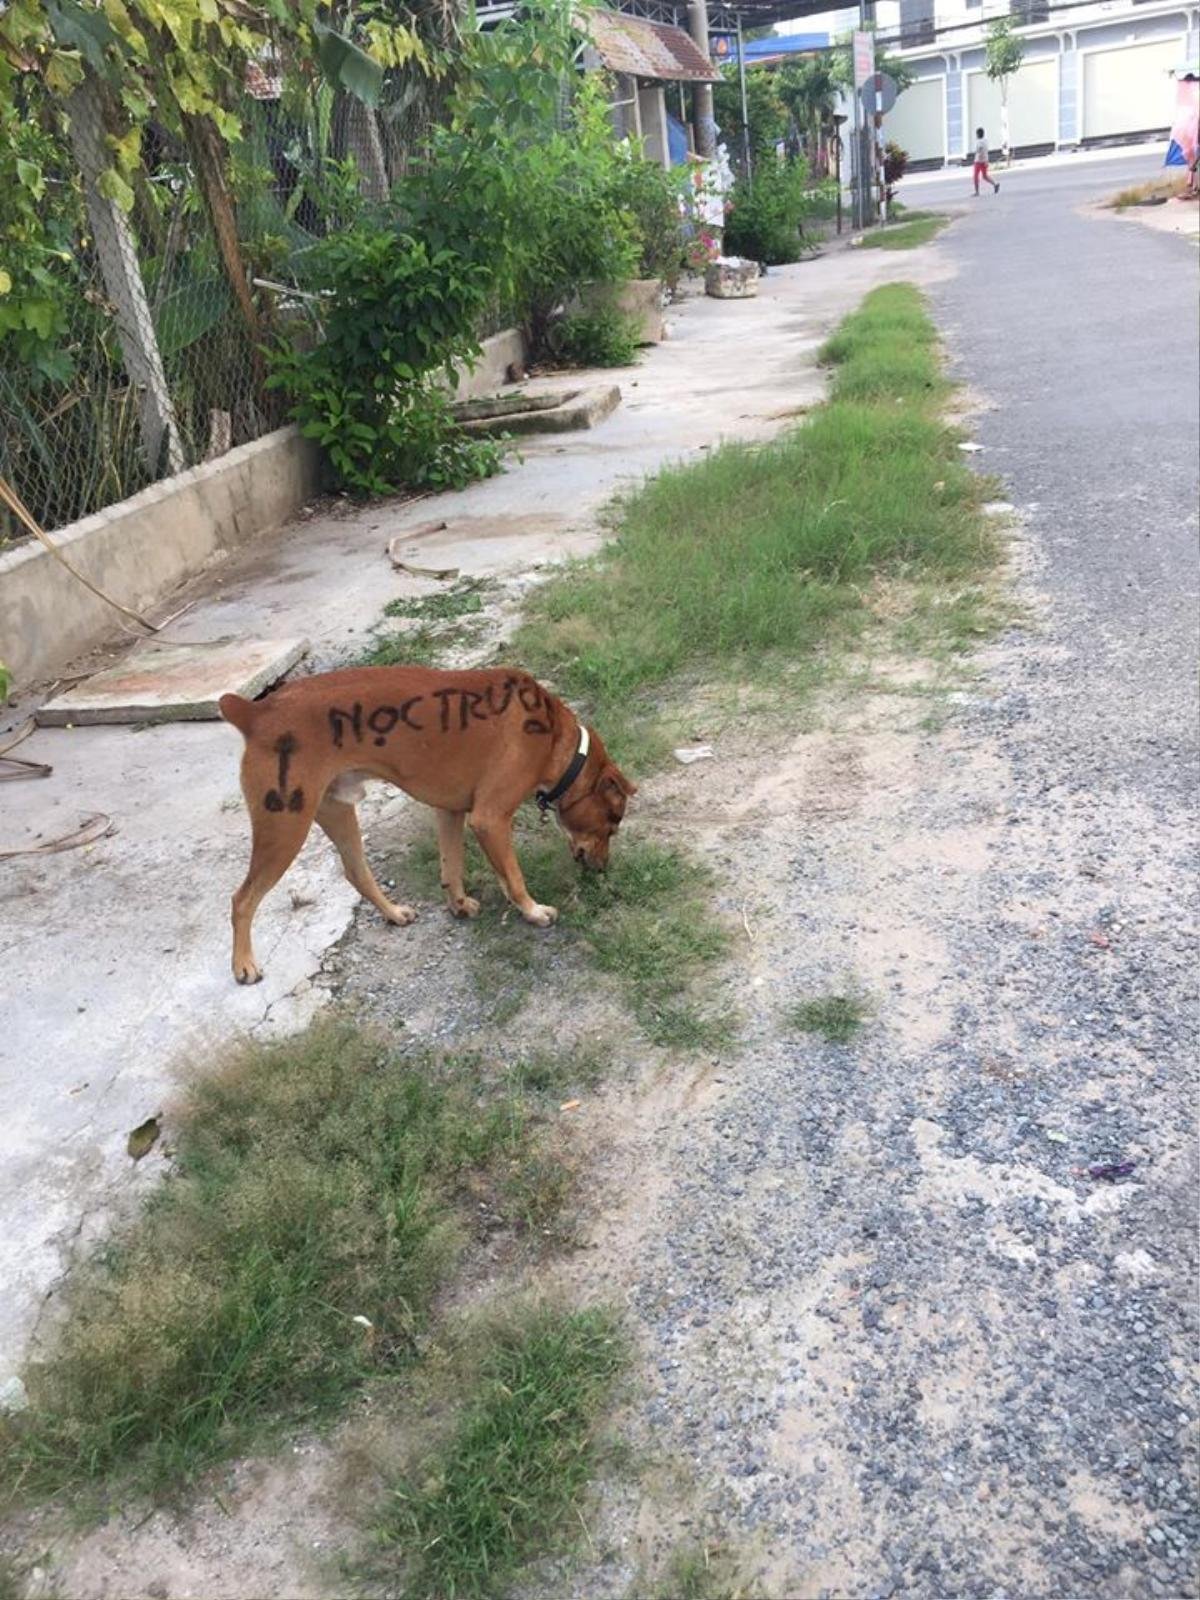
[
  {"x1": 735, "y1": 12, "x2": 751, "y2": 178},
  {"x1": 688, "y1": 0, "x2": 716, "y2": 157}
]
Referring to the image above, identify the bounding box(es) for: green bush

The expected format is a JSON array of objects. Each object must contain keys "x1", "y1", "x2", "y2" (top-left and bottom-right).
[
  {"x1": 268, "y1": 224, "x2": 503, "y2": 495},
  {"x1": 551, "y1": 305, "x2": 640, "y2": 368},
  {"x1": 607, "y1": 155, "x2": 687, "y2": 287},
  {"x1": 725, "y1": 158, "x2": 815, "y2": 265},
  {"x1": 395, "y1": 19, "x2": 638, "y2": 360}
]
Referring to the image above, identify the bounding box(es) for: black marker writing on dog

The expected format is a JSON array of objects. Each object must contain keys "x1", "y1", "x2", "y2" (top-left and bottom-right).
[
  {"x1": 327, "y1": 685, "x2": 549, "y2": 749},
  {"x1": 264, "y1": 733, "x2": 304, "y2": 812},
  {"x1": 518, "y1": 681, "x2": 551, "y2": 735}
]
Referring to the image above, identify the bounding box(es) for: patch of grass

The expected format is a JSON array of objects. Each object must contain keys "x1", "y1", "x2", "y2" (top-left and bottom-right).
[
  {"x1": 0, "y1": 1020, "x2": 566, "y2": 1504},
  {"x1": 507, "y1": 1040, "x2": 612, "y2": 1098},
  {"x1": 392, "y1": 825, "x2": 731, "y2": 1048},
  {"x1": 514, "y1": 283, "x2": 997, "y2": 771},
  {"x1": 1109, "y1": 176, "x2": 1187, "y2": 210},
  {"x1": 0, "y1": 1556, "x2": 25, "y2": 1600},
  {"x1": 382, "y1": 579, "x2": 493, "y2": 623},
  {"x1": 353, "y1": 580, "x2": 496, "y2": 668},
  {"x1": 357, "y1": 614, "x2": 488, "y2": 669},
  {"x1": 373, "y1": 1305, "x2": 623, "y2": 1599},
  {"x1": 647, "y1": 1541, "x2": 753, "y2": 1599},
  {"x1": 786, "y1": 993, "x2": 870, "y2": 1044},
  {"x1": 858, "y1": 211, "x2": 948, "y2": 250}
]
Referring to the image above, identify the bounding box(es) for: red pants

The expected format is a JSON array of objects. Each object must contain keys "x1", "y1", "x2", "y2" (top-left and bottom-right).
[{"x1": 974, "y1": 161, "x2": 993, "y2": 190}]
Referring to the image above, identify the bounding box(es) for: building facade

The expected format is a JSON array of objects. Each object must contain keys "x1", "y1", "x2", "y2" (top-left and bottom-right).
[{"x1": 779, "y1": 0, "x2": 1200, "y2": 166}]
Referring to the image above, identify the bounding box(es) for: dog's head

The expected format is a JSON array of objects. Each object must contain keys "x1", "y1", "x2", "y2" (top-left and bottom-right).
[{"x1": 559, "y1": 737, "x2": 637, "y2": 870}]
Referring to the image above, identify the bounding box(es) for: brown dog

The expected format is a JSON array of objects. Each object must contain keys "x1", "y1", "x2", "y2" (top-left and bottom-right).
[{"x1": 219, "y1": 665, "x2": 635, "y2": 984}]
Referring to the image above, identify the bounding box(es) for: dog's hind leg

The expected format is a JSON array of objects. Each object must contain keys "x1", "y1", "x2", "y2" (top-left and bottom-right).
[
  {"x1": 436, "y1": 809, "x2": 480, "y2": 919},
  {"x1": 231, "y1": 803, "x2": 317, "y2": 985},
  {"x1": 315, "y1": 795, "x2": 417, "y2": 929}
]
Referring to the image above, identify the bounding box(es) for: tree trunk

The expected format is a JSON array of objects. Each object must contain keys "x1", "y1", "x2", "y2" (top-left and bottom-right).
[
  {"x1": 1000, "y1": 91, "x2": 1011, "y2": 167},
  {"x1": 66, "y1": 71, "x2": 184, "y2": 476},
  {"x1": 181, "y1": 111, "x2": 271, "y2": 401}
]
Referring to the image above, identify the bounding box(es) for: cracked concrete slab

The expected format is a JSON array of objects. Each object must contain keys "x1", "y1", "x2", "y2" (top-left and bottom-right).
[{"x1": 37, "y1": 636, "x2": 309, "y2": 726}]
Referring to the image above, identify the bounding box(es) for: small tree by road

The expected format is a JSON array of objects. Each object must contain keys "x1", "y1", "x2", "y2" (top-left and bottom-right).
[{"x1": 985, "y1": 17, "x2": 1025, "y2": 167}]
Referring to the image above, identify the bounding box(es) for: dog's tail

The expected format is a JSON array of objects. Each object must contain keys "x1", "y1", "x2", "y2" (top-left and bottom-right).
[{"x1": 218, "y1": 693, "x2": 257, "y2": 738}]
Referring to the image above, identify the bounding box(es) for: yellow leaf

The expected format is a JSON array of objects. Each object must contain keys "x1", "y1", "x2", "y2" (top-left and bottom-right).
[
  {"x1": 45, "y1": 51, "x2": 85, "y2": 95},
  {"x1": 108, "y1": 123, "x2": 142, "y2": 170},
  {"x1": 97, "y1": 164, "x2": 135, "y2": 211},
  {"x1": 0, "y1": 270, "x2": 12, "y2": 296}
]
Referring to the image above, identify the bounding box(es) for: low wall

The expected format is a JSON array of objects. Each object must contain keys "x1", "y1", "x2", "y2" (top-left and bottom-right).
[
  {"x1": 453, "y1": 326, "x2": 528, "y2": 399},
  {"x1": 0, "y1": 425, "x2": 323, "y2": 691}
]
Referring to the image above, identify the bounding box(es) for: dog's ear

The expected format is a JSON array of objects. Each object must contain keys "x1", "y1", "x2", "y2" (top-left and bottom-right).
[{"x1": 601, "y1": 765, "x2": 637, "y2": 800}]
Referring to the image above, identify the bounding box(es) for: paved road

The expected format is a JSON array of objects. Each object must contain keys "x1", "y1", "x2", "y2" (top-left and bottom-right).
[
  {"x1": 607, "y1": 156, "x2": 1199, "y2": 1598},
  {"x1": 905, "y1": 154, "x2": 1199, "y2": 805}
]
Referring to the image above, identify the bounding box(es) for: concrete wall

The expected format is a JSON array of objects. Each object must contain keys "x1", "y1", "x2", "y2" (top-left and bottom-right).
[
  {"x1": 883, "y1": 74, "x2": 948, "y2": 162},
  {"x1": 966, "y1": 57, "x2": 1058, "y2": 152},
  {"x1": 0, "y1": 425, "x2": 323, "y2": 691},
  {"x1": 3, "y1": 326, "x2": 530, "y2": 691},
  {"x1": 452, "y1": 326, "x2": 529, "y2": 399}
]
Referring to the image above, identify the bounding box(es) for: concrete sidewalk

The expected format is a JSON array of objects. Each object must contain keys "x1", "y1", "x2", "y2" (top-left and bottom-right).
[{"x1": 0, "y1": 243, "x2": 944, "y2": 1388}]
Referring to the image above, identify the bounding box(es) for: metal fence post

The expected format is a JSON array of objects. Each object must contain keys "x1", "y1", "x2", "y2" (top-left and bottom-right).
[{"x1": 66, "y1": 71, "x2": 184, "y2": 477}]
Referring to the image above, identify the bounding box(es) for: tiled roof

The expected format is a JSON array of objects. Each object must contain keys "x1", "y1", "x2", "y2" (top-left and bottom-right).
[{"x1": 581, "y1": 8, "x2": 720, "y2": 82}]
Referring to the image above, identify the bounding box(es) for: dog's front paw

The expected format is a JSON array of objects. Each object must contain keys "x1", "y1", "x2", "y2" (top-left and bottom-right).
[
  {"x1": 234, "y1": 958, "x2": 263, "y2": 985},
  {"x1": 384, "y1": 903, "x2": 417, "y2": 927},
  {"x1": 522, "y1": 902, "x2": 558, "y2": 928},
  {"x1": 449, "y1": 894, "x2": 481, "y2": 919}
]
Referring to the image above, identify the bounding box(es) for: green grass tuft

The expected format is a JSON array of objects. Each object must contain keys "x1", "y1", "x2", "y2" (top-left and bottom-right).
[
  {"x1": 647, "y1": 1542, "x2": 752, "y2": 1599},
  {"x1": 392, "y1": 826, "x2": 731, "y2": 1047},
  {"x1": 786, "y1": 993, "x2": 870, "y2": 1044},
  {"x1": 0, "y1": 1020, "x2": 564, "y2": 1504},
  {"x1": 356, "y1": 615, "x2": 488, "y2": 669},
  {"x1": 382, "y1": 580, "x2": 492, "y2": 623},
  {"x1": 857, "y1": 211, "x2": 948, "y2": 250},
  {"x1": 374, "y1": 1306, "x2": 623, "y2": 1599},
  {"x1": 513, "y1": 283, "x2": 996, "y2": 770}
]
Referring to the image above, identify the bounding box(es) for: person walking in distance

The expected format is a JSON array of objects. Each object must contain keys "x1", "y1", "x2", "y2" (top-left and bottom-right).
[{"x1": 973, "y1": 127, "x2": 1000, "y2": 196}]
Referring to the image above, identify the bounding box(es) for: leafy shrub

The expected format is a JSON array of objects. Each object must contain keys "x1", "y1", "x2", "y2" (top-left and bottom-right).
[
  {"x1": 551, "y1": 306, "x2": 640, "y2": 368},
  {"x1": 268, "y1": 224, "x2": 503, "y2": 495},
  {"x1": 394, "y1": 18, "x2": 639, "y2": 360},
  {"x1": 725, "y1": 158, "x2": 815, "y2": 265},
  {"x1": 608, "y1": 156, "x2": 687, "y2": 287},
  {"x1": 883, "y1": 140, "x2": 908, "y2": 202},
  {"x1": 713, "y1": 69, "x2": 789, "y2": 166}
]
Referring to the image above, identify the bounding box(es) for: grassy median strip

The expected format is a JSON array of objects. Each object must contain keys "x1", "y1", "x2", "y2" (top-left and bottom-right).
[
  {"x1": 371, "y1": 1306, "x2": 623, "y2": 1598},
  {"x1": 0, "y1": 1020, "x2": 569, "y2": 1504},
  {"x1": 857, "y1": 211, "x2": 948, "y2": 250},
  {"x1": 516, "y1": 282, "x2": 995, "y2": 766}
]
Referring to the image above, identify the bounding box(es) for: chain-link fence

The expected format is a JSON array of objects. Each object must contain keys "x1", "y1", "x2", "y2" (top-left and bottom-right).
[{"x1": 0, "y1": 69, "x2": 445, "y2": 547}]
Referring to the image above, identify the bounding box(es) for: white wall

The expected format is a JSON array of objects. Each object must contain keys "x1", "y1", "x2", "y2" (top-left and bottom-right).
[
  {"x1": 1081, "y1": 36, "x2": 1183, "y2": 137},
  {"x1": 966, "y1": 58, "x2": 1058, "y2": 151},
  {"x1": 882, "y1": 75, "x2": 947, "y2": 160}
]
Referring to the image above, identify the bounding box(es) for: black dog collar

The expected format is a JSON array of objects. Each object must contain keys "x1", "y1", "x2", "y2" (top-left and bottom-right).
[{"x1": 537, "y1": 724, "x2": 590, "y2": 815}]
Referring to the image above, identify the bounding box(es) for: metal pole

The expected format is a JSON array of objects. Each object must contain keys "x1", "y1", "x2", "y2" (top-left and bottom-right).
[
  {"x1": 834, "y1": 126, "x2": 842, "y2": 234},
  {"x1": 687, "y1": 0, "x2": 715, "y2": 158},
  {"x1": 736, "y1": 13, "x2": 752, "y2": 179},
  {"x1": 855, "y1": 0, "x2": 867, "y2": 229}
]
